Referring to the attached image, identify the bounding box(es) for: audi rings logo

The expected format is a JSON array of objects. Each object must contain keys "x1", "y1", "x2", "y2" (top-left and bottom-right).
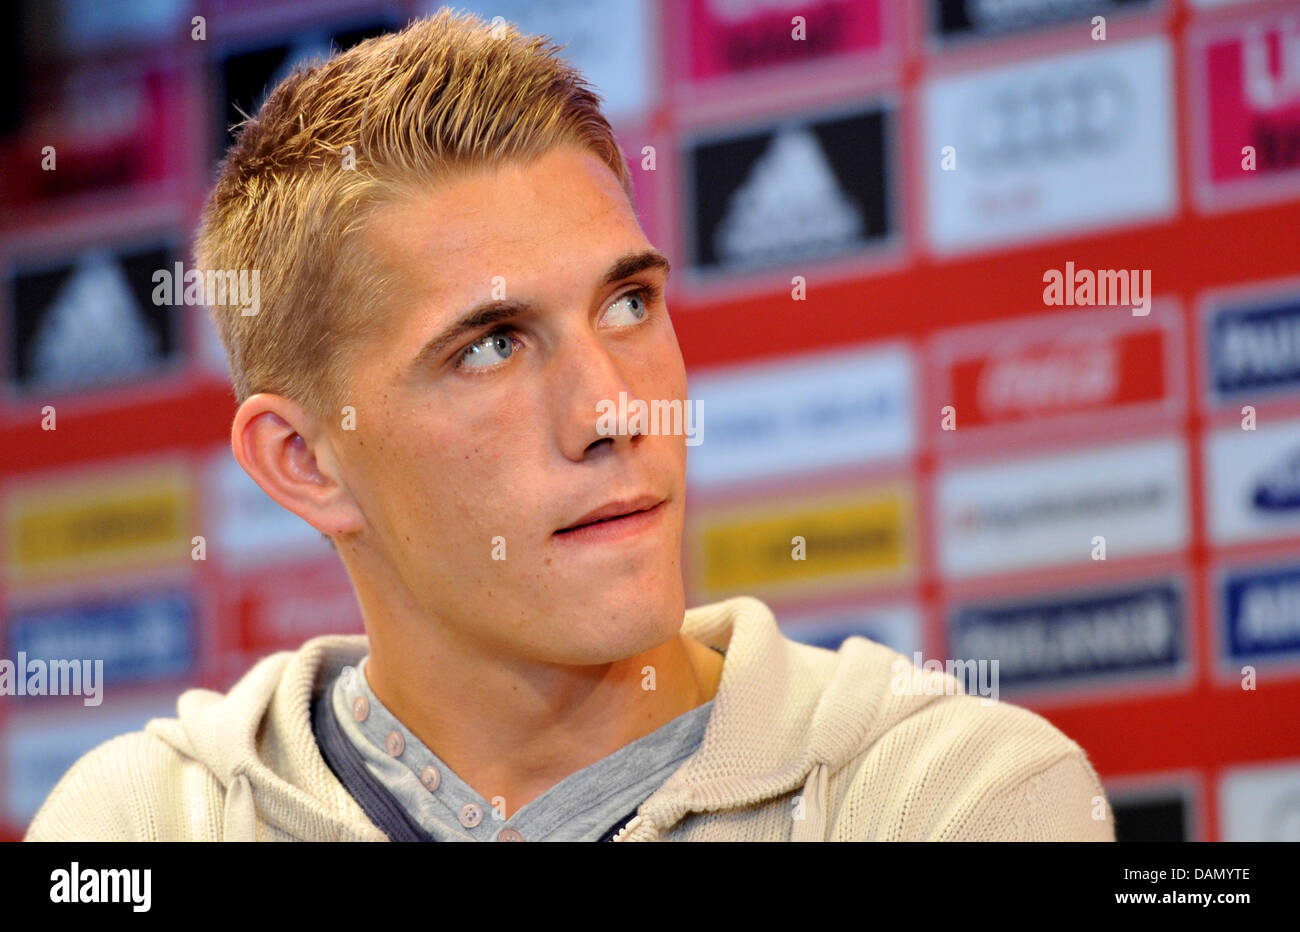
[{"x1": 962, "y1": 70, "x2": 1133, "y2": 171}]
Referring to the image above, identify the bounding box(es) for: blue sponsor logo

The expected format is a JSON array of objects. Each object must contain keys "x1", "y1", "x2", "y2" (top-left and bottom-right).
[
  {"x1": 1222, "y1": 565, "x2": 1300, "y2": 661},
  {"x1": 1208, "y1": 296, "x2": 1300, "y2": 399},
  {"x1": 949, "y1": 582, "x2": 1184, "y2": 689},
  {"x1": 710, "y1": 389, "x2": 900, "y2": 446},
  {"x1": 1252, "y1": 449, "x2": 1300, "y2": 513},
  {"x1": 7, "y1": 591, "x2": 196, "y2": 687}
]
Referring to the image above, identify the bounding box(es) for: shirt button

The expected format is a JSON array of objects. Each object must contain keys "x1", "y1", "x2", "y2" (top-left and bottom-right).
[
  {"x1": 497, "y1": 828, "x2": 524, "y2": 842},
  {"x1": 385, "y1": 731, "x2": 404, "y2": 757},
  {"x1": 459, "y1": 803, "x2": 483, "y2": 828},
  {"x1": 352, "y1": 696, "x2": 369, "y2": 722},
  {"x1": 420, "y1": 766, "x2": 440, "y2": 792}
]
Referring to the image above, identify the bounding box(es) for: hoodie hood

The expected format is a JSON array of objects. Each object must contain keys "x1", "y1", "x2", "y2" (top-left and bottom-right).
[
  {"x1": 142, "y1": 596, "x2": 947, "y2": 842},
  {"x1": 611, "y1": 596, "x2": 897, "y2": 842},
  {"x1": 145, "y1": 638, "x2": 387, "y2": 841}
]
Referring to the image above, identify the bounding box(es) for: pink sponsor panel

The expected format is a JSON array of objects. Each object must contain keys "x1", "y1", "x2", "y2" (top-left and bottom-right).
[{"x1": 1192, "y1": 10, "x2": 1300, "y2": 210}]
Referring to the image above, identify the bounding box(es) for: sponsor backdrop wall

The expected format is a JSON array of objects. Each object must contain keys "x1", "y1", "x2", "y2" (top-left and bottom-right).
[{"x1": 2, "y1": 0, "x2": 1298, "y2": 841}]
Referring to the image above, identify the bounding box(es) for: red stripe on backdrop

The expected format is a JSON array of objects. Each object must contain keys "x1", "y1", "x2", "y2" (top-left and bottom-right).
[
  {"x1": 1, "y1": 384, "x2": 236, "y2": 475},
  {"x1": 670, "y1": 200, "x2": 1300, "y2": 369},
  {"x1": 1037, "y1": 683, "x2": 1300, "y2": 777},
  {"x1": 1043, "y1": 680, "x2": 1300, "y2": 843}
]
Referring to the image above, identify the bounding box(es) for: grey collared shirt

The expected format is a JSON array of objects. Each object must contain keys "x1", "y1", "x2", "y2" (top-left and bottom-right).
[{"x1": 329, "y1": 656, "x2": 715, "y2": 841}]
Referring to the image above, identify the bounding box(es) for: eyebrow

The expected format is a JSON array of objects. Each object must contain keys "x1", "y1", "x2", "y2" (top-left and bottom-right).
[{"x1": 411, "y1": 249, "x2": 672, "y2": 368}]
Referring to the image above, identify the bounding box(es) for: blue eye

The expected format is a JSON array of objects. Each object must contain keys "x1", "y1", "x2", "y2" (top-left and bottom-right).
[
  {"x1": 603, "y1": 287, "x2": 654, "y2": 327},
  {"x1": 457, "y1": 330, "x2": 516, "y2": 370}
]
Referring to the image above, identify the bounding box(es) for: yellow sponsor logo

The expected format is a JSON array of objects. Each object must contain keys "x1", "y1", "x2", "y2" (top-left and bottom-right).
[
  {"x1": 689, "y1": 484, "x2": 914, "y2": 600},
  {"x1": 4, "y1": 462, "x2": 191, "y2": 584}
]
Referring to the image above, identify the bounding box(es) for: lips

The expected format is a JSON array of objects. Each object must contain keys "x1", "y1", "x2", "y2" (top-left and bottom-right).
[{"x1": 555, "y1": 494, "x2": 665, "y2": 534}]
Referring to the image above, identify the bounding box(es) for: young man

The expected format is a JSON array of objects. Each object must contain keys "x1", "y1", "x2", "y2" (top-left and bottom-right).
[{"x1": 27, "y1": 10, "x2": 1113, "y2": 842}]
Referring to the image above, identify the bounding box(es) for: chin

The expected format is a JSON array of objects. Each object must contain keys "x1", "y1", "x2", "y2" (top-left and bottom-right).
[{"x1": 554, "y1": 581, "x2": 686, "y2": 664}]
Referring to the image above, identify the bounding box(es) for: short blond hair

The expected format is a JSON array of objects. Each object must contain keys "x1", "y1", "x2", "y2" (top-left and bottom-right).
[{"x1": 194, "y1": 8, "x2": 632, "y2": 419}]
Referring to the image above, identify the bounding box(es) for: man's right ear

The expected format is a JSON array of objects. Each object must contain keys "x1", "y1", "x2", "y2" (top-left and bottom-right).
[{"x1": 230, "y1": 393, "x2": 366, "y2": 539}]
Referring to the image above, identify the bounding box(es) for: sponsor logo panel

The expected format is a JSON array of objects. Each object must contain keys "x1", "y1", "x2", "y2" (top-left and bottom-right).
[
  {"x1": 947, "y1": 578, "x2": 1189, "y2": 695},
  {"x1": 1219, "y1": 759, "x2": 1300, "y2": 841},
  {"x1": 686, "y1": 342, "x2": 914, "y2": 489},
  {"x1": 688, "y1": 483, "x2": 915, "y2": 602},
  {"x1": 924, "y1": 37, "x2": 1175, "y2": 253},
  {"x1": 3, "y1": 700, "x2": 177, "y2": 825},
  {"x1": 936, "y1": 437, "x2": 1189, "y2": 577},
  {"x1": 1107, "y1": 781, "x2": 1196, "y2": 842},
  {"x1": 2, "y1": 63, "x2": 184, "y2": 206},
  {"x1": 933, "y1": 308, "x2": 1178, "y2": 436},
  {"x1": 1194, "y1": 12, "x2": 1300, "y2": 205},
  {"x1": 1205, "y1": 417, "x2": 1300, "y2": 544},
  {"x1": 3, "y1": 461, "x2": 192, "y2": 586},
  {"x1": 433, "y1": 0, "x2": 653, "y2": 120},
  {"x1": 6, "y1": 589, "x2": 197, "y2": 691},
  {"x1": 4, "y1": 241, "x2": 183, "y2": 398},
  {"x1": 929, "y1": 0, "x2": 1157, "y2": 42},
  {"x1": 1205, "y1": 287, "x2": 1300, "y2": 403},
  {"x1": 1217, "y1": 561, "x2": 1300, "y2": 672},
  {"x1": 686, "y1": 0, "x2": 888, "y2": 81},
  {"x1": 685, "y1": 101, "x2": 896, "y2": 280}
]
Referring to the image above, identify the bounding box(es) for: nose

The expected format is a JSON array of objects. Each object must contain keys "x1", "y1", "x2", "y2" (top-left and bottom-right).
[{"x1": 551, "y1": 327, "x2": 648, "y2": 463}]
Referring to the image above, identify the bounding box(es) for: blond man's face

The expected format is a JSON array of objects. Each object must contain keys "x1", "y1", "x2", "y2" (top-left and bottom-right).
[{"x1": 334, "y1": 145, "x2": 689, "y2": 663}]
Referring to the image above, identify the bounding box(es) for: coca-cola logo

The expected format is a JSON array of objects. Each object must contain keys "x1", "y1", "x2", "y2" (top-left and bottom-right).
[{"x1": 977, "y1": 333, "x2": 1119, "y2": 416}]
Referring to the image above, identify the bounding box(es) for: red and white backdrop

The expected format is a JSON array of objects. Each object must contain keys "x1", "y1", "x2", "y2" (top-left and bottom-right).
[{"x1": 1, "y1": 0, "x2": 1298, "y2": 841}]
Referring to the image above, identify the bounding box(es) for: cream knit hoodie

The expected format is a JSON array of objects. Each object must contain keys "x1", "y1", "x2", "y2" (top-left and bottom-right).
[{"x1": 24, "y1": 596, "x2": 1115, "y2": 842}]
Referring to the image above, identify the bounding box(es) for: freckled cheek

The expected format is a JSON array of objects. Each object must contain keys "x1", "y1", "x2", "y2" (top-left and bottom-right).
[
  {"x1": 375, "y1": 434, "x2": 455, "y2": 521},
  {"x1": 424, "y1": 440, "x2": 525, "y2": 529}
]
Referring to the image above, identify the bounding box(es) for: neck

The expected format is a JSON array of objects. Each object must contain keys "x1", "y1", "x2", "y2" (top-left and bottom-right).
[{"x1": 361, "y1": 605, "x2": 724, "y2": 819}]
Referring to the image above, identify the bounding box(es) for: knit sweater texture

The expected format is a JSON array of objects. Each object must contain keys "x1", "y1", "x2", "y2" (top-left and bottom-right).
[{"x1": 24, "y1": 596, "x2": 1115, "y2": 841}]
